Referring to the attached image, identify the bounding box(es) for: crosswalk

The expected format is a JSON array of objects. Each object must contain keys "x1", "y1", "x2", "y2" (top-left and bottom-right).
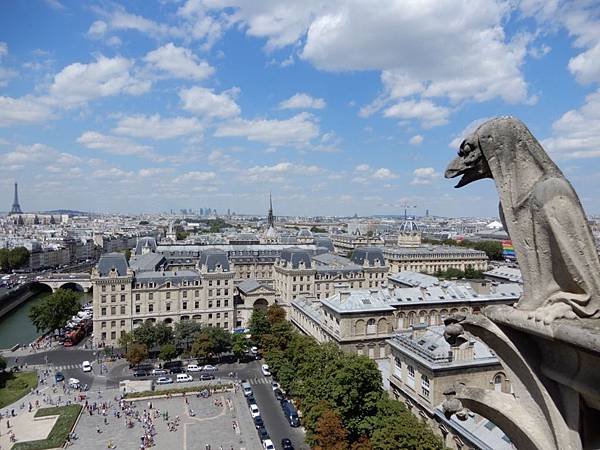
[
  {"x1": 52, "y1": 363, "x2": 83, "y2": 371},
  {"x1": 247, "y1": 377, "x2": 272, "y2": 385}
]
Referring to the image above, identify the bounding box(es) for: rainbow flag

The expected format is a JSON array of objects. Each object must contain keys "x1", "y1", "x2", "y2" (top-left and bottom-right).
[{"x1": 502, "y1": 240, "x2": 516, "y2": 260}]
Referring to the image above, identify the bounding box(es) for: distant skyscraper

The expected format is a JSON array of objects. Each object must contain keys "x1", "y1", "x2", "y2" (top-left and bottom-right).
[{"x1": 9, "y1": 182, "x2": 22, "y2": 215}]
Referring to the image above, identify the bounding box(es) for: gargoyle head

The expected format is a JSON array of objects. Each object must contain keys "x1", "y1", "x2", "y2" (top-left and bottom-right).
[{"x1": 445, "y1": 135, "x2": 492, "y2": 188}]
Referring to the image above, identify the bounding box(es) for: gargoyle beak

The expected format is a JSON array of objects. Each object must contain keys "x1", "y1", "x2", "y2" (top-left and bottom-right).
[{"x1": 445, "y1": 156, "x2": 471, "y2": 188}]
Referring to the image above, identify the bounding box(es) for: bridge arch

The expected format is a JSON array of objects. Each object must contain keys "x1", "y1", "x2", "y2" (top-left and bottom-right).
[{"x1": 56, "y1": 282, "x2": 87, "y2": 293}]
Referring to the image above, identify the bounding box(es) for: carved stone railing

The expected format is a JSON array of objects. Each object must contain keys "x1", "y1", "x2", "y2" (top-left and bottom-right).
[{"x1": 442, "y1": 305, "x2": 600, "y2": 450}]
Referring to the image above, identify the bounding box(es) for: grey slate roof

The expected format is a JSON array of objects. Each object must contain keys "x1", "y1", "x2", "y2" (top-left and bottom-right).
[
  {"x1": 97, "y1": 252, "x2": 129, "y2": 277},
  {"x1": 237, "y1": 279, "x2": 275, "y2": 294},
  {"x1": 388, "y1": 271, "x2": 440, "y2": 287},
  {"x1": 350, "y1": 247, "x2": 386, "y2": 267},
  {"x1": 135, "y1": 269, "x2": 200, "y2": 286},
  {"x1": 129, "y1": 252, "x2": 166, "y2": 272},
  {"x1": 312, "y1": 253, "x2": 362, "y2": 273},
  {"x1": 279, "y1": 247, "x2": 312, "y2": 269},
  {"x1": 313, "y1": 237, "x2": 334, "y2": 251},
  {"x1": 134, "y1": 237, "x2": 157, "y2": 255},
  {"x1": 199, "y1": 248, "x2": 230, "y2": 272}
]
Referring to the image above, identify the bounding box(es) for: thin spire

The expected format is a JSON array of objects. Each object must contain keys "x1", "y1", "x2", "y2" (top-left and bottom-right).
[{"x1": 267, "y1": 192, "x2": 275, "y2": 228}]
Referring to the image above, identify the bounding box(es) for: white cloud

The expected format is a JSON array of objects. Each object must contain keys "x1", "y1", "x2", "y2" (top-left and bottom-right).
[
  {"x1": 144, "y1": 43, "x2": 214, "y2": 80},
  {"x1": 448, "y1": 117, "x2": 492, "y2": 149},
  {"x1": 411, "y1": 167, "x2": 439, "y2": 184},
  {"x1": 543, "y1": 89, "x2": 600, "y2": 159},
  {"x1": 383, "y1": 98, "x2": 450, "y2": 128},
  {"x1": 0, "y1": 96, "x2": 53, "y2": 127},
  {"x1": 92, "y1": 167, "x2": 134, "y2": 179},
  {"x1": 173, "y1": 171, "x2": 217, "y2": 183},
  {"x1": 0, "y1": 42, "x2": 16, "y2": 87},
  {"x1": 180, "y1": 86, "x2": 240, "y2": 119},
  {"x1": 138, "y1": 168, "x2": 174, "y2": 177},
  {"x1": 355, "y1": 164, "x2": 370, "y2": 172},
  {"x1": 0, "y1": 42, "x2": 7, "y2": 58},
  {"x1": 372, "y1": 168, "x2": 397, "y2": 179},
  {"x1": 44, "y1": 0, "x2": 65, "y2": 11},
  {"x1": 279, "y1": 92, "x2": 326, "y2": 110},
  {"x1": 87, "y1": 20, "x2": 108, "y2": 39},
  {"x1": 215, "y1": 112, "x2": 320, "y2": 147},
  {"x1": 207, "y1": 1, "x2": 531, "y2": 128},
  {"x1": 248, "y1": 162, "x2": 293, "y2": 174},
  {"x1": 409, "y1": 134, "x2": 423, "y2": 145},
  {"x1": 114, "y1": 114, "x2": 203, "y2": 140},
  {"x1": 77, "y1": 131, "x2": 155, "y2": 158},
  {"x1": 48, "y1": 55, "x2": 150, "y2": 108}
]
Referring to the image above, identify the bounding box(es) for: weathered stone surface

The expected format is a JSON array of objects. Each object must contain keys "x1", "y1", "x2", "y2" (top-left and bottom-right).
[{"x1": 445, "y1": 116, "x2": 600, "y2": 322}]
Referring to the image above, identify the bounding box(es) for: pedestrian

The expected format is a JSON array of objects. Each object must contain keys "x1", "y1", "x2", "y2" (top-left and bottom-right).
[
  {"x1": 96, "y1": 425, "x2": 101, "y2": 434},
  {"x1": 7, "y1": 419, "x2": 10, "y2": 428},
  {"x1": 104, "y1": 416, "x2": 108, "y2": 425}
]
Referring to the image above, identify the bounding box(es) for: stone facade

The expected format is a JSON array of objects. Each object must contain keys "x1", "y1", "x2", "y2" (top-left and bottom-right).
[{"x1": 383, "y1": 245, "x2": 488, "y2": 274}]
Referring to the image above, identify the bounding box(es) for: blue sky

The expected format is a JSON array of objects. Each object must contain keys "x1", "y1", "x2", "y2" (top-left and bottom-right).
[{"x1": 1, "y1": 0, "x2": 599, "y2": 217}]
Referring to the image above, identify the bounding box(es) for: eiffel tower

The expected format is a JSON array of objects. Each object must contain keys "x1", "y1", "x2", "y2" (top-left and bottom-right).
[{"x1": 9, "y1": 182, "x2": 22, "y2": 215}]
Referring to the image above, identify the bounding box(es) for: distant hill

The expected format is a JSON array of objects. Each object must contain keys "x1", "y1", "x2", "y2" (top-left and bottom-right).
[{"x1": 42, "y1": 209, "x2": 94, "y2": 216}]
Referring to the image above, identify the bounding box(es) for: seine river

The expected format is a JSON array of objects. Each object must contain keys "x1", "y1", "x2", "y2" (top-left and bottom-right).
[{"x1": 0, "y1": 290, "x2": 92, "y2": 349}]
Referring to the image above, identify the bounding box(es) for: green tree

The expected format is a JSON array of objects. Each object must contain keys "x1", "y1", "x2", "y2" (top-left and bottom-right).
[
  {"x1": 231, "y1": 333, "x2": 249, "y2": 361},
  {"x1": 123, "y1": 248, "x2": 131, "y2": 261},
  {"x1": 8, "y1": 247, "x2": 29, "y2": 270},
  {"x1": 174, "y1": 321, "x2": 203, "y2": 349},
  {"x1": 126, "y1": 343, "x2": 148, "y2": 367},
  {"x1": 190, "y1": 333, "x2": 211, "y2": 360},
  {"x1": 249, "y1": 309, "x2": 271, "y2": 347},
  {"x1": 153, "y1": 322, "x2": 174, "y2": 347},
  {"x1": 159, "y1": 343, "x2": 178, "y2": 361},
  {"x1": 266, "y1": 304, "x2": 286, "y2": 325},
  {"x1": 262, "y1": 321, "x2": 294, "y2": 354},
  {"x1": 131, "y1": 322, "x2": 157, "y2": 349},
  {"x1": 118, "y1": 331, "x2": 134, "y2": 352},
  {"x1": 370, "y1": 398, "x2": 444, "y2": 450},
  {"x1": 28, "y1": 289, "x2": 81, "y2": 333}
]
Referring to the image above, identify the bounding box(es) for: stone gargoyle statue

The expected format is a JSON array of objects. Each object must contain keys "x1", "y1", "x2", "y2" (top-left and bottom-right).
[{"x1": 445, "y1": 116, "x2": 600, "y2": 323}]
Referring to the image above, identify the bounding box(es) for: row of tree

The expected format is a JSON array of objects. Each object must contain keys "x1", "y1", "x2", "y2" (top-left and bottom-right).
[
  {"x1": 250, "y1": 306, "x2": 444, "y2": 450},
  {"x1": 0, "y1": 247, "x2": 30, "y2": 273},
  {"x1": 423, "y1": 238, "x2": 504, "y2": 261},
  {"x1": 118, "y1": 320, "x2": 250, "y2": 367},
  {"x1": 432, "y1": 267, "x2": 484, "y2": 280}
]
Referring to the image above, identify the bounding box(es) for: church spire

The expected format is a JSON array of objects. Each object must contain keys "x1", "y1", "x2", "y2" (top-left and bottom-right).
[{"x1": 267, "y1": 192, "x2": 275, "y2": 228}]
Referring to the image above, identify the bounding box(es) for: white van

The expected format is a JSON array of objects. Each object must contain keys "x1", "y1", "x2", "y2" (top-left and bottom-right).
[
  {"x1": 186, "y1": 364, "x2": 201, "y2": 372},
  {"x1": 81, "y1": 361, "x2": 92, "y2": 372},
  {"x1": 177, "y1": 374, "x2": 193, "y2": 383}
]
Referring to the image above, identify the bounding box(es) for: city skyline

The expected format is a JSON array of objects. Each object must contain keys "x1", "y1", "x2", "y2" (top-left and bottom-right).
[{"x1": 1, "y1": 1, "x2": 600, "y2": 216}]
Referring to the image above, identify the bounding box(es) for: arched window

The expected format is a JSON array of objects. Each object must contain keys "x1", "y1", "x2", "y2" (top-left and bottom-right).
[
  {"x1": 366, "y1": 319, "x2": 376, "y2": 334},
  {"x1": 494, "y1": 373, "x2": 504, "y2": 392},
  {"x1": 355, "y1": 319, "x2": 366, "y2": 335}
]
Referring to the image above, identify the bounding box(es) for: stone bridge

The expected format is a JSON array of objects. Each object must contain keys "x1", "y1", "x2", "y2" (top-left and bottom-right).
[{"x1": 34, "y1": 273, "x2": 92, "y2": 292}]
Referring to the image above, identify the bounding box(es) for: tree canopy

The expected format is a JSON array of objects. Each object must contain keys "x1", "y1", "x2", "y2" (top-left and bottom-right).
[
  {"x1": 131, "y1": 322, "x2": 173, "y2": 350},
  {"x1": 0, "y1": 247, "x2": 30, "y2": 272},
  {"x1": 28, "y1": 289, "x2": 81, "y2": 334},
  {"x1": 126, "y1": 343, "x2": 148, "y2": 367}
]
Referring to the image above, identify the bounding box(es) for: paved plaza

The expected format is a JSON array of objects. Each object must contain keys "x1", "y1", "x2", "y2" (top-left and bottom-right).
[{"x1": 70, "y1": 388, "x2": 263, "y2": 450}]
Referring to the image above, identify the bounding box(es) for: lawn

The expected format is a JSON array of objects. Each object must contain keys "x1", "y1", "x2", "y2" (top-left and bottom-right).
[
  {"x1": 12, "y1": 404, "x2": 82, "y2": 450},
  {"x1": 0, "y1": 371, "x2": 37, "y2": 409}
]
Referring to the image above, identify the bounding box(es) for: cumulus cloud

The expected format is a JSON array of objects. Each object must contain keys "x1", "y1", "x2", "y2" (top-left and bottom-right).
[
  {"x1": 77, "y1": 131, "x2": 156, "y2": 158},
  {"x1": 205, "y1": 0, "x2": 531, "y2": 128},
  {"x1": 279, "y1": 93, "x2": 326, "y2": 110},
  {"x1": 180, "y1": 86, "x2": 240, "y2": 119},
  {"x1": 372, "y1": 168, "x2": 397, "y2": 179},
  {"x1": 215, "y1": 112, "x2": 320, "y2": 147},
  {"x1": 0, "y1": 96, "x2": 53, "y2": 127},
  {"x1": 355, "y1": 164, "x2": 370, "y2": 172},
  {"x1": 173, "y1": 171, "x2": 217, "y2": 183},
  {"x1": 409, "y1": 134, "x2": 423, "y2": 145},
  {"x1": 0, "y1": 42, "x2": 17, "y2": 87},
  {"x1": 144, "y1": 43, "x2": 214, "y2": 80},
  {"x1": 87, "y1": 20, "x2": 108, "y2": 39},
  {"x1": 411, "y1": 167, "x2": 439, "y2": 184},
  {"x1": 448, "y1": 118, "x2": 492, "y2": 149},
  {"x1": 113, "y1": 114, "x2": 203, "y2": 140},
  {"x1": 48, "y1": 55, "x2": 150, "y2": 108},
  {"x1": 543, "y1": 89, "x2": 600, "y2": 159}
]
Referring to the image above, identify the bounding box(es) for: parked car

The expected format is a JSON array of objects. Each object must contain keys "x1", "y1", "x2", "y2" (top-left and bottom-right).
[
  {"x1": 169, "y1": 367, "x2": 185, "y2": 374},
  {"x1": 199, "y1": 373, "x2": 215, "y2": 381},
  {"x1": 254, "y1": 415, "x2": 264, "y2": 429},
  {"x1": 81, "y1": 361, "x2": 92, "y2": 372},
  {"x1": 281, "y1": 438, "x2": 295, "y2": 450},
  {"x1": 163, "y1": 360, "x2": 183, "y2": 370},
  {"x1": 156, "y1": 377, "x2": 173, "y2": 385},
  {"x1": 246, "y1": 395, "x2": 257, "y2": 407},
  {"x1": 133, "y1": 369, "x2": 149, "y2": 377},
  {"x1": 262, "y1": 439, "x2": 275, "y2": 450},
  {"x1": 261, "y1": 364, "x2": 271, "y2": 376},
  {"x1": 250, "y1": 404, "x2": 260, "y2": 419},
  {"x1": 68, "y1": 378, "x2": 80, "y2": 388},
  {"x1": 176, "y1": 374, "x2": 193, "y2": 383},
  {"x1": 202, "y1": 364, "x2": 217, "y2": 372},
  {"x1": 55, "y1": 372, "x2": 65, "y2": 382},
  {"x1": 274, "y1": 389, "x2": 285, "y2": 402},
  {"x1": 257, "y1": 427, "x2": 269, "y2": 442},
  {"x1": 152, "y1": 369, "x2": 168, "y2": 376},
  {"x1": 186, "y1": 364, "x2": 202, "y2": 372},
  {"x1": 282, "y1": 401, "x2": 300, "y2": 427},
  {"x1": 271, "y1": 381, "x2": 280, "y2": 391},
  {"x1": 250, "y1": 346, "x2": 258, "y2": 355},
  {"x1": 242, "y1": 381, "x2": 253, "y2": 397}
]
